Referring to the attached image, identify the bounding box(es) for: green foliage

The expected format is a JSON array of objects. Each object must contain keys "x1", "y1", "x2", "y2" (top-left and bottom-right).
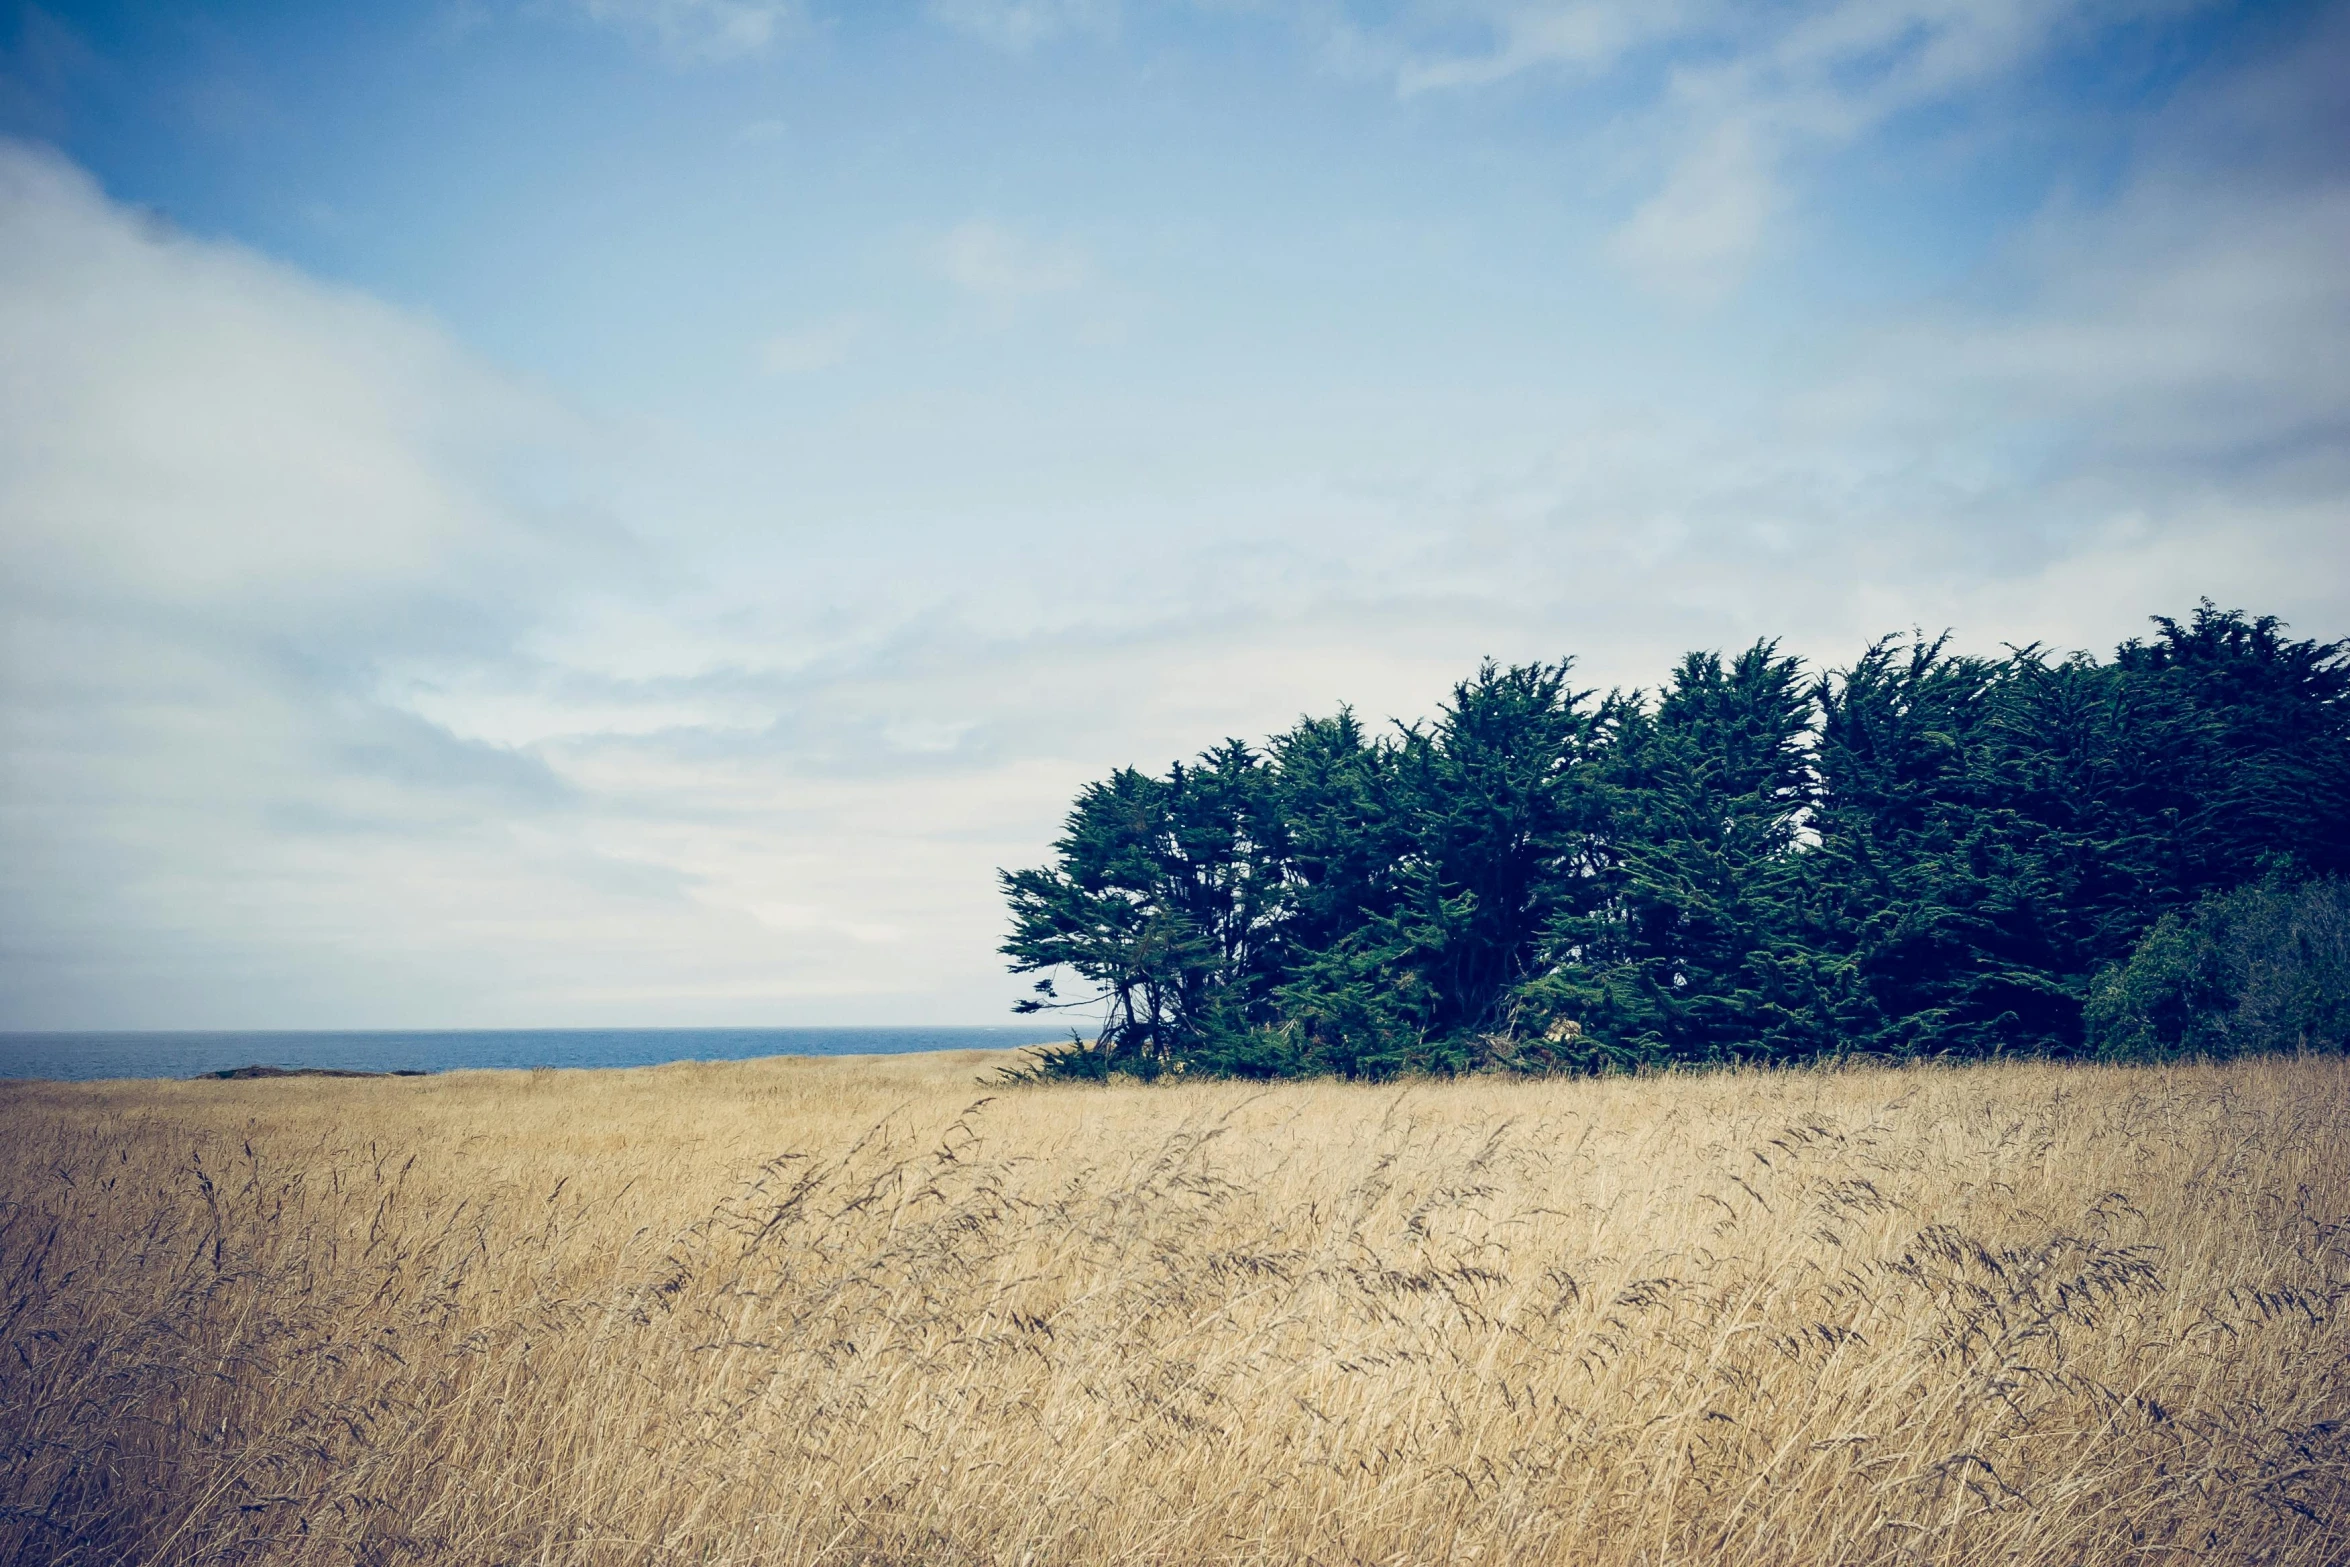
[
  {"x1": 2085, "y1": 874, "x2": 2350, "y2": 1061},
  {"x1": 1002, "y1": 602, "x2": 2350, "y2": 1079},
  {"x1": 1271, "y1": 660, "x2": 1598, "y2": 1074},
  {"x1": 1524, "y1": 643, "x2": 1819, "y2": 1068}
]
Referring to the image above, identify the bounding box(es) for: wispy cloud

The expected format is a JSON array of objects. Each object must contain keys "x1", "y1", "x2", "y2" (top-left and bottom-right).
[
  {"x1": 757, "y1": 313, "x2": 864, "y2": 373},
  {"x1": 930, "y1": 219, "x2": 1092, "y2": 313},
  {"x1": 1807, "y1": 21, "x2": 2350, "y2": 480},
  {"x1": 568, "y1": 0, "x2": 799, "y2": 62},
  {"x1": 1385, "y1": 0, "x2": 1709, "y2": 94},
  {"x1": 1604, "y1": 117, "x2": 1773, "y2": 305},
  {"x1": 1307, "y1": 0, "x2": 2219, "y2": 302},
  {"x1": 0, "y1": 144, "x2": 652, "y2": 1025},
  {"x1": 928, "y1": 0, "x2": 1117, "y2": 53},
  {"x1": 2, "y1": 3, "x2": 2342, "y2": 1029},
  {"x1": 0, "y1": 145, "x2": 1121, "y2": 1028}
]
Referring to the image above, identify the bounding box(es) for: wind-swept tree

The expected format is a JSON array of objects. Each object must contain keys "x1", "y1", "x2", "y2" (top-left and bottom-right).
[
  {"x1": 1525, "y1": 642, "x2": 1827, "y2": 1066},
  {"x1": 1001, "y1": 603, "x2": 2350, "y2": 1079},
  {"x1": 999, "y1": 741, "x2": 1286, "y2": 1076},
  {"x1": 1275, "y1": 661, "x2": 1599, "y2": 1074}
]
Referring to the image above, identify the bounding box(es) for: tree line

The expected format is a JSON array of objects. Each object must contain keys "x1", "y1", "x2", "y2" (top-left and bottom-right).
[{"x1": 999, "y1": 603, "x2": 2350, "y2": 1078}]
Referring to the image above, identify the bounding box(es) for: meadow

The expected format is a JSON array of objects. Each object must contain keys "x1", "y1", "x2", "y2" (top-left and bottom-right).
[{"x1": 2, "y1": 1051, "x2": 2346, "y2": 1565}]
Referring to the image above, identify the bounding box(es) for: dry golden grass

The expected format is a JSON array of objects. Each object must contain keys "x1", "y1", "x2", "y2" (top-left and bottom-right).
[{"x1": 3, "y1": 1050, "x2": 2347, "y2": 1565}]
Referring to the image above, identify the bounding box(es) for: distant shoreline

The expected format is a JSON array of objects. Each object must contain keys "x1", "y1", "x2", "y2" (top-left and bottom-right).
[
  {"x1": 0, "y1": 1026, "x2": 1067, "y2": 1084},
  {"x1": 199, "y1": 1064, "x2": 431, "y2": 1080}
]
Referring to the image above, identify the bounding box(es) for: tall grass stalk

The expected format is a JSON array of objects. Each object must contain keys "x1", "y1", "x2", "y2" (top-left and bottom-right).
[{"x1": 3, "y1": 1050, "x2": 2345, "y2": 1564}]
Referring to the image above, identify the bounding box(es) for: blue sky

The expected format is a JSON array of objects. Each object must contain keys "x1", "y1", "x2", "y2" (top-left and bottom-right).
[{"x1": 2, "y1": 0, "x2": 2345, "y2": 1028}]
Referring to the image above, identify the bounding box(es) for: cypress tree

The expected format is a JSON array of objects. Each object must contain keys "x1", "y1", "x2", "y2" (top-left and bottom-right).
[{"x1": 1000, "y1": 604, "x2": 2350, "y2": 1078}]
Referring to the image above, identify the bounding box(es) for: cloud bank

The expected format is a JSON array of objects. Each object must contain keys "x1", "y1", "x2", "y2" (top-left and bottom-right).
[{"x1": 2, "y1": 3, "x2": 2345, "y2": 1028}]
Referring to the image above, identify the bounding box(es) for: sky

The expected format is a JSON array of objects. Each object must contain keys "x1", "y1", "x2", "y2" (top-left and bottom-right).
[{"x1": 1, "y1": 0, "x2": 2345, "y2": 1030}]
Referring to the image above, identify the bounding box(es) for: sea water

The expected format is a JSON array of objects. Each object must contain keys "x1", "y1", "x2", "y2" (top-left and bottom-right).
[{"x1": 0, "y1": 1027, "x2": 1067, "y2": 1082}]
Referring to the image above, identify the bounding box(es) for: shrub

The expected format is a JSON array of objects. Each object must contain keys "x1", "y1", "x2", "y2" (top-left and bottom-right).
[{"x1": 2086, "y1": 874, "x2": 2350, "y2": 1061}]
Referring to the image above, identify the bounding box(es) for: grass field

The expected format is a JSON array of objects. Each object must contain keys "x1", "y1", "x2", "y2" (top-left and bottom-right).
[{"x1": 3, "y1": 1051, "x2": 2347, "y2": 1565}]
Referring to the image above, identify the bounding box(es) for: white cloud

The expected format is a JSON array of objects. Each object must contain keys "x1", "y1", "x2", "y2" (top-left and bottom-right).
[
  {"x1": 757, "y1": 313, "x2": 864, "y2": 373},
  {"x1": 930, "y1": 219, "x2": 1092, "y2": 310},
  {"x1": 1603, "y1": 117, "x2": 1773, "y2": 305},
  {"x1": 0, "y1": 161, "x2": 557, "y2": 615},
  {"x1": 1599, "y1": 0, "x2": 2188, "y2": 299},
  {"x1": 1840, "y1": 186, "x2": 2350, "y2": 468},
  {"x1": 1801, "y1": 14, "x2": 2350, "y2": 478},
  {"x1": 568, "y1": 0, "x2": 798, "y2": 62},
  {"x1": 1305, "y1": 0, "x2": 2221, "y2": 301},
  {"x1": 0, "y1": 142, "x2": 1014, "y2": 1029},
  {"x1": 1388, "y1": 0, "x2": 1712, "y2": 94},
  {"x1": 2, "y1": 6, "x2": 2343, "y2": 1029},
  {"x1": 929, "y1": 0, "x2": 1117, "y2": 52}
]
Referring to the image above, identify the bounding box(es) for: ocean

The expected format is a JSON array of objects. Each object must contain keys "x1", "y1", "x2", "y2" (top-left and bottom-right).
[{"x1": 0, "y1": 1026, "x2": 1069, "y2": 1083}]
